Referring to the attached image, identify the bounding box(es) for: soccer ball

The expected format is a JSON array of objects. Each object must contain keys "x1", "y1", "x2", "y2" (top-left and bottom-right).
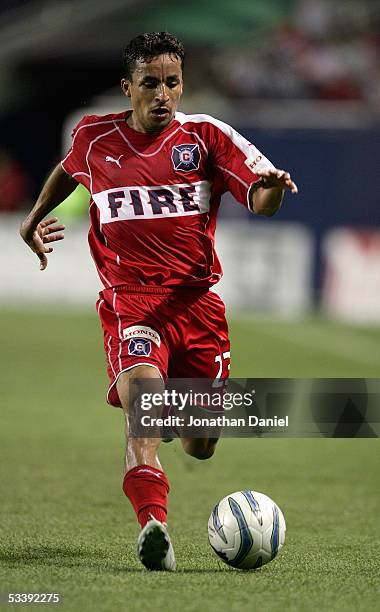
[{"x1": 208, "y1": 490, "x2": 286, "y2": 570}]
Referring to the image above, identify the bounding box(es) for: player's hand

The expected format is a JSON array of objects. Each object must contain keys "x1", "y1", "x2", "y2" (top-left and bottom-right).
[
  {"x1": 255, "y1": 169, "x2": 298, "y2": 194},
  {"x1": 20, "y1": 216, "x2": 65, "y2": 271}
]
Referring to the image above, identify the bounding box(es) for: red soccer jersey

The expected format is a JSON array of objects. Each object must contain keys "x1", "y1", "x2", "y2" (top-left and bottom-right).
[{"x1": 61, "y1": 110, "x2": 275, "y2": 288}]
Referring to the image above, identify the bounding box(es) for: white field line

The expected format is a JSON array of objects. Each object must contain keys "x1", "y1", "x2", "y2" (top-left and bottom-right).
[{"x1": 253, "y1": 324, "x2": 380, "y2": 368}]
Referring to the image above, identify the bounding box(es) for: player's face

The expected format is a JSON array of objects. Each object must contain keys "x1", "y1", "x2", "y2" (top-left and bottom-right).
[{"x1": 121, "y1": 54, "x2": 183, "y2": 133}]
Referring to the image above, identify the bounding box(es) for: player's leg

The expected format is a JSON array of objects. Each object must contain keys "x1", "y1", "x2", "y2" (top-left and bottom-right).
[
  {"x1": 97, "y1": 289, "x2": 176, "y2": 569},
  {"x1": 117, "y1": 364, "x2": 176, "y2": 571},
  {"x1": 180, "y1": 382, "x2": 226, "y2": 460},
  {"x1": 117, "y1": 364, "x2": 163, "y2": 473},
  {"x1": 181, "y1": 436, "x2": 220, "y2": 460},
  {"x1": 172, "y1": 290, "x2": 230, "y2": 460}
]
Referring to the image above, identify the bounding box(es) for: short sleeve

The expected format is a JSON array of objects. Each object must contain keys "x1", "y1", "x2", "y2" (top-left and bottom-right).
[
  {"x1": 205, "y1": 116, "x2": 275, "y2": 210},
  {"x1": 61, "y1": 115, "x2": 93, "y2": 188}
]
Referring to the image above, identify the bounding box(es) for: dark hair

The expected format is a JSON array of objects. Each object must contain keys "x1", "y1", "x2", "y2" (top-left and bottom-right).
[{"x1": 123, "y1": 32, "x2": 185, "y2": 80}]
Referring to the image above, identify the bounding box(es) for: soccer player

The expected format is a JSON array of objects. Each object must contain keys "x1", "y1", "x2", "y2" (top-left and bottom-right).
[{"x1": 20, "y1": 32, "x2": 298, "y2": 571}]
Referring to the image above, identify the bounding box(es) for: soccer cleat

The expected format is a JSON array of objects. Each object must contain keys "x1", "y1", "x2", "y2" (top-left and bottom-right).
[{"x1": 137, "y1": 518, "x2": 176, "y2": 571}]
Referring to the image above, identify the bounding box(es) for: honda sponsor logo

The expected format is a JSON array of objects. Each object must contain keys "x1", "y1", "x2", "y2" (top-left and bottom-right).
[
  {"x1": 123, "y1": 325, "x2": 161, "y2": 347},
  {"x1": 244, "y1": 155, "x2": 263, "y2": 171}
]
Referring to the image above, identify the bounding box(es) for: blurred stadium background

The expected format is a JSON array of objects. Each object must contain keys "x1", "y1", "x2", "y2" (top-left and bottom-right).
[
  {"x1": 0, "y1": 0, "x2": 379, "y2": 320},
  {"x1": 1, "y1": 2, "x2": 379, "y2": 610}
]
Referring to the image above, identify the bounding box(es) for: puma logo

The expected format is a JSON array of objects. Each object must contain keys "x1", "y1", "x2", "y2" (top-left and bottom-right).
[{"x1": 105, "y1": 154, "x2": 123, "y2": 168}]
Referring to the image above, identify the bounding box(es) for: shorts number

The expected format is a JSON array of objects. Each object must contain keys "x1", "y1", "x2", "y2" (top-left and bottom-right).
[{"x1": 214, "y1": 351, "x2": 230, "y2": 387}]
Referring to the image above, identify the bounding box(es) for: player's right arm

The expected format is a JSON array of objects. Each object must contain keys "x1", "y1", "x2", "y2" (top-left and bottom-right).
[{"x1": 20, "y1": 163, "x2": 78, "y2": 270}]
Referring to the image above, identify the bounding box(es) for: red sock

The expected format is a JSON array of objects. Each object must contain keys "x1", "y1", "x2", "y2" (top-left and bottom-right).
[{"x1": 123, "y1": 465, "x2": 169, "y2": 528}]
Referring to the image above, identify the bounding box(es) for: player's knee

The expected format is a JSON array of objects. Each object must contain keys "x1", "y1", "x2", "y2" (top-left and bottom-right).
[
  {"x1": 117, "y1": 364, "x2": 163, "y2": 414},
  {"x1": 128, "y1": 364, "x2": 162, "y2": 381},
  {"x1": 183, "y1": 439, "x2": 217, "y2": 460},
  {"x1": 192, "y1": 447, "x2": 215, "y2": 460}
]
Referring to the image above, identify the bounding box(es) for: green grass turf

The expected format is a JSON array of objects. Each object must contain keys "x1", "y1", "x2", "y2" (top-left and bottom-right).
[{"x1": 0, "y1": 309, "x2": 379, "y2": 611}]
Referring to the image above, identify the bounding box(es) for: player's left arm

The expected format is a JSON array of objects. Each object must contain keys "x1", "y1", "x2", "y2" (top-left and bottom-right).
[
  {"x1": 249, "y1": 168, "x2": 298, "y2": 217},
  {"x1": 204, "y1": 117, "x2": 298, "y2": 216}
]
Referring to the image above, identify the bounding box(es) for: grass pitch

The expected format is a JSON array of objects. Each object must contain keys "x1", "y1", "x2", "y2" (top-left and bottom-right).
[{"x1": 0, "y1": 309, "x2": 379, "y2": 611}]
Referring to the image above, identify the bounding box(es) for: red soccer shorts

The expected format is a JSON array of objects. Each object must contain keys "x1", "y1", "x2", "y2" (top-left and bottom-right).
[{"x1": 96, "y1": 285, "x2": 230, "y2": 407}]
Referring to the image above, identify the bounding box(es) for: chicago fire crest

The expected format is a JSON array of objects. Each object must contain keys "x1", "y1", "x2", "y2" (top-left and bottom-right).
[{"x1": 171, "y1": 144, "x2": 200, "y2": 172}]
